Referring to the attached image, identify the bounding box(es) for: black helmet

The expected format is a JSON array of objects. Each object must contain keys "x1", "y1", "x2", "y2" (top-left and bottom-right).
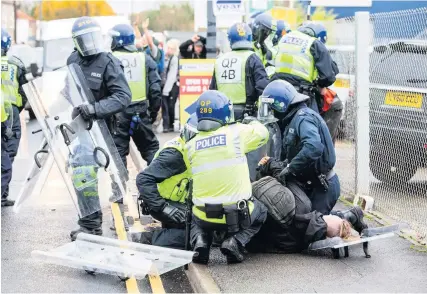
[{"x1": 252, "y1": 13, "x2": 276, "y2": 44}]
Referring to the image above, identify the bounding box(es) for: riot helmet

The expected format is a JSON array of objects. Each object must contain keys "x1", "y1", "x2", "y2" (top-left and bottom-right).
[
  {"x1": 272, "y1": 20, "x2": 291, "y2": 46},
  {"x1": 227, "y1": 23, "x2": 253, "y2": 50},
  {"x1": 110, "y1": 23, "x2": 137, "y2": 52},
  {"x1": 298, "y1": 21, "x2": 328, "y2": 44},
  {"x1": 196, "y1": 90, "x2": 234, "y2": 131},
  {"x1": 1, "y1": 28, "x2": 11, "y2": 56},
  {"x1": 252, "y1": 13, "x2": 276, "y2": 45},
  {"x1": 258, "y1": 80, "x2": 309, "y2": 118},
  {"x1": 72, "y1": 17, "x2": 104, "y2": 57}
]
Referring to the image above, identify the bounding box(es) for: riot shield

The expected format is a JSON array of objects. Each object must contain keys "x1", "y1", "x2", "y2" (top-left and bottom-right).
[
  {"x1": 13, "y1": 137, "x2": 53, "y2": 213},
  {"x1": 22, "y1": 65, "x2": 127, "y2": 218},
  {"x1": 32, "y1": 233, "x2": 195, "y2": 279},
  {"x1": 247, "y1": 119, "x2": 283, "y2": 182}
]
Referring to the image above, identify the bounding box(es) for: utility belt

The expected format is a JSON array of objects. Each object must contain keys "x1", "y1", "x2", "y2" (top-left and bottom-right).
[
  {"x1": 195, "y1": 200, "x2": 251, "y2": 234},
  {"x1": 298, "y1": 169, "x2": 335, "y2": 191}
]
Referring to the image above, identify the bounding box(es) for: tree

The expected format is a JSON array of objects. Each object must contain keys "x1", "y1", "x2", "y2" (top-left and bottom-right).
[
  {"x1": 131, "y1": 3, "x2": 194, "y2": 32},
  {"x1": 295, "y1": 3, "x2": 337, "y2": 25},
  {"x1": 32, "y1": 1, "x2": 115, "y2": 21}
]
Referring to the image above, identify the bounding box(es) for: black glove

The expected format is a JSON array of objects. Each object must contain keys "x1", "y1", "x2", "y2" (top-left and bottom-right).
[
  {"x1": 161, "y1": 204, "x2": 186, "y2": 224},
  {"x1": 242, "y1": 115, "x2": 258, "y2": 125},
  {"x1": 150, "y1": 112, "x2": 158, "y2": 124},
  {"x1": 243, "y1": 103, "x2": 256, "y2": 117},
  {"x1": 73, "y1": 104, "x2": 96, "y2": 121}
]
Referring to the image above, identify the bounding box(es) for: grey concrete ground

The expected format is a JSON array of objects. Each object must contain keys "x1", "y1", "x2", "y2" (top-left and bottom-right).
[
  {"x1": 1, "y1": 119, "x2": 192, "y2": 293},
  {"x1": 207, "y1": 203, "x2": 427, "y2": 293}
]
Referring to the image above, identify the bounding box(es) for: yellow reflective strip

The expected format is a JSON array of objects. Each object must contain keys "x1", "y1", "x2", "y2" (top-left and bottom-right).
[
  {"x1": 111, "y1": 203, "x2": 140, "y2": 294},
  {"x1": 191, "y1": 156, "x2": 246, "y2": 174}
]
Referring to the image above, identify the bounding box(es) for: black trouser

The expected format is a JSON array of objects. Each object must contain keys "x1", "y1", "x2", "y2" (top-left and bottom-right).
[
  {"x1": 303, "y1": 174, "x2": 341, "y2": 215},
  {"x1": 138, "y1": 227, "x2": 186, "y2": 250},
  {"x1": 320, "y1": 97, "x2": 343, "y2": 144},
  {"x1": 113, "y1": 102, "x2": 160, "y2": 167},
  {"x1": 2, "y1": 105, "x2": 21, "y2": 201},
  {"x1": 161, "y1": 94, "x2": 178, "y2": 131},
  {"x1": 190, "y1": 200, "x2": 268, "y2": 247}
]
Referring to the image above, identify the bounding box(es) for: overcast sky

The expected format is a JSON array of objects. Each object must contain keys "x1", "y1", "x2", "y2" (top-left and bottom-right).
[{"x1": 107, "y1": 0, "x2": 193, "y2": 15}]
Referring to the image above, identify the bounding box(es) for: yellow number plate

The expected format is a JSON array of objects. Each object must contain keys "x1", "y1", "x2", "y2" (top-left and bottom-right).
[
  {"x1": 334, "y1": 78, "x2": 350, "y2": 88},
  {"x1": 384, "y1": 91, "x2": 423, "y2": 109}
]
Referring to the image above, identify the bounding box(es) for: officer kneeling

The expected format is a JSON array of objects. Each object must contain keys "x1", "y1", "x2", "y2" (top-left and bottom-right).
[
  {"x1": 134, "y1": 114, "x2": 198, "y2": 249},
  {"x1": 261, "y1": 80, "x2": 340, "y2": 215},
  {"x1": 187, "y1": 90, "x2": 269, "y2": 264}
]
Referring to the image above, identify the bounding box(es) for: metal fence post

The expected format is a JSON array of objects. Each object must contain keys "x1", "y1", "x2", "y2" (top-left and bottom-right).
[{"x1": 354, "y1": 11, "x2": 371, "y2": 202}]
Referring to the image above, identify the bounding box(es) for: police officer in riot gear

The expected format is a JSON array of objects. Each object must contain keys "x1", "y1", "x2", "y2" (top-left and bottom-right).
[
  {"x1": 272, "y1": 22, "x2": 337, "y2": 114},
  {"x1": 1, "y1": 28, "x2": 28, "y2": 207},
  {"x1": 265, "y1": 20, "x2": 292, "y2": 78},
  {"x1": 272, "y1": 20, "x2": 292, "y2": 47},
  {"x1": 261, "y1": 80, "x2": 340, "y2": 215},
  {"x1": 67, "y1": 17, "x2": 132, "y2": 240},
  {"x1": 133, "y1": 113, "x2": 198, "y2": 249},
  {"x1": 187, "y1": 90, "x2": 269, "y2": 264},
  {"x1": 110, "y1": 23, "x2": 161, "y2": 167},
  {"x1": 252, "y1": 13, "x2": 276, "y2": 67},
  {"x1": 210, "y1": 23, "x2": 268, "y2": 121}
]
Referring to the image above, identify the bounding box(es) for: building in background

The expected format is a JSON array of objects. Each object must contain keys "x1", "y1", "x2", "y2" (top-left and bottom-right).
[
  {"x1": 16, "y1": 10, "x2": 37, "y2": 46},
  {"x1": 1, "y1": 0, "x2": 15, "y2": 41}
]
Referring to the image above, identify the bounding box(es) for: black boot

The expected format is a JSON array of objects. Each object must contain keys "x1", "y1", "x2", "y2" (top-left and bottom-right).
[
  {"x1": 192, "y1": 235, "x2": 211, "y2": 265},
  {"x1": 220, "y1": 237, "x2": 244, "y2": 264},
  {"x1": 334, "y1": 206, "x2": 368, "y2": 234},
  {"x1": 70, "y1": 227, "x2": 102, "y2": 242},
  {"x1": 1, "y1": 199, "x2": 15, "y2": 207}
]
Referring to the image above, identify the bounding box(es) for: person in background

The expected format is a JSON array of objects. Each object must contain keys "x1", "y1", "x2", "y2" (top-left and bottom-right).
[
  {"x1": 209, "y1": 23, "x2": 268, "y2": 121},
  {"x1": 252, "y1": 13, "x2": 276, "y2": 67},
  {"x1": 179, "y1": 34, "x2": 207, "y2": 59},
  {"x1": 133, "y1": 18, "x2": 164, "y2": 74},
  {"x1": 1, "y1": 28, "x2": 28, "y2": 207},
  {"x1": 161, "y1": 39, "x2": 180, "y2": 133},
  {"x1": 110, "y1": 23, "x2": 161, "y2": 167},
  {"x1": 272, "y1": 22, "x2": 337, "y2": 114}
]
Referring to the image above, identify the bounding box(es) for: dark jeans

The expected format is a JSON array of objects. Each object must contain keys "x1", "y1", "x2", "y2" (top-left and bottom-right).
[
  {"x1": 190, "y1": 200, "x2": 268, "y2": 247},
  {"x1": 2, "y1": 105, "x2": 21, "y2": 200},
  {"x1": 304, "y1": 174, "x2": 341, "y2": 215},
  {"x1": 161, "y1": 94, "x2": 178, "y2": 130},
  {"x1": 1, "y1": 140, "x2": 12, "y2": 199}
]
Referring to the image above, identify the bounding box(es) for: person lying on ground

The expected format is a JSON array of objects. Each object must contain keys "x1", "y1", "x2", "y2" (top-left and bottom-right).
[{"x1": 245, "y1": 156, "x2": 367, "y2": 254}]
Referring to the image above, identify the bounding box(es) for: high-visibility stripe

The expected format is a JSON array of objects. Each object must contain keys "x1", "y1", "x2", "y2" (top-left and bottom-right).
[
  {"x1": 276, "y1": 62, "x2": 310, "y2": 76},
  {"x1": 193, "y1": 194, "x2": 251, "y2": 206},
  {"x1": 191, "y1": 156, "x2": 246, "y2": 174}
]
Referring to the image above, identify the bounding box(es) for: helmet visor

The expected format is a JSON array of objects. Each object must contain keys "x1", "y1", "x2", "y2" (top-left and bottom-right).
[
  {"x1": 227, "y1": 101, "x2": 235, "y2": 124},
  {"x1": 181, "y1": 122, "x2": 198, "y2": 143},
  {"x1": 74, "y1": 29, "x2": 104, "y2": 56},
  {"x1": 257, "y1": 96, "x2": 278, "y2": 123}
]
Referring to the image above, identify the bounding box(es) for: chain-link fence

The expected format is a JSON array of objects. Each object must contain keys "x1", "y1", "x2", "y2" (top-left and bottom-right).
[
  {"x1": 327, "y1": 8, "x2": 427, "y2": 240},
  {"x1": 368, "y1": 8, "x2": 427, "y2": 239}
]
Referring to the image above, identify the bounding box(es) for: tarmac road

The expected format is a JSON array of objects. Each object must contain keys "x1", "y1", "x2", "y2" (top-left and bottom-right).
[{"x1": 1, "y1": 119, "x2": 192, "y2": 293}]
